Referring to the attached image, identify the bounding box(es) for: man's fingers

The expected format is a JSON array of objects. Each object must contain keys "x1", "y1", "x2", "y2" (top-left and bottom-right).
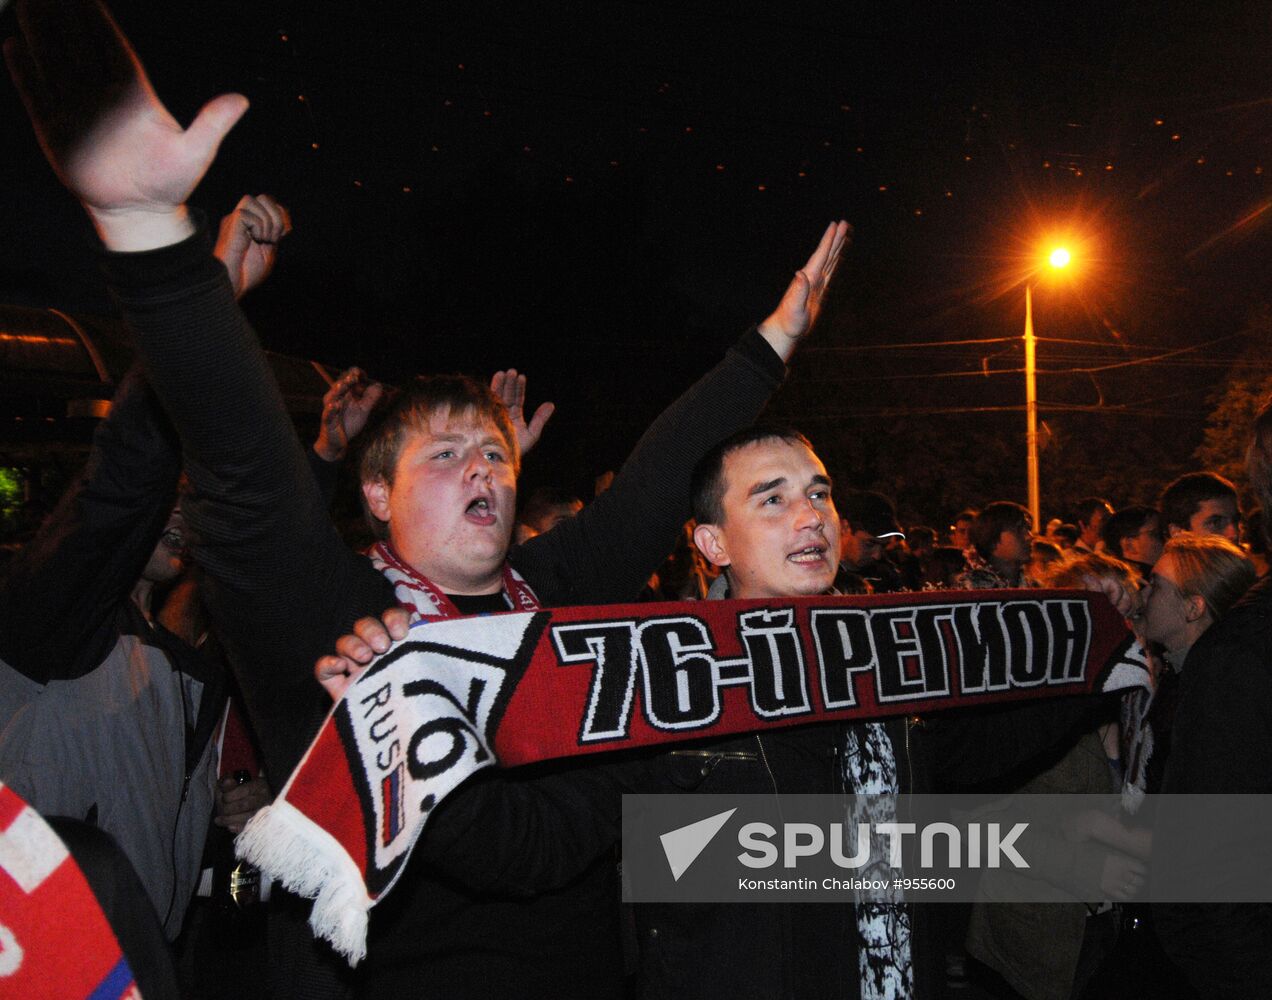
[
  {"x1": 315, "y1": 656, "x2": 367, "y2": 702},
  {"x1": 359, "y1": 382, "x2": 387, "y2": 413},
  {"x1": 353, "y1": 615, "x2": 395, "y2": 654},
  {"x1": 315, "y1": 653, "x2": 352, "y2": 689},
  {"x1": 382, "y1": 606, "x2": 412, "y2": 640},
  {"x1": 527, "y1": 401, "x2": 555, "y2": 440},
  {"x1": 824, "y1": 220, "x2": 851, "y2": 281},
  {"x1": 802, "y1": 220, "x2": 839, "y2": 274},
  {"x1": 493, "y1": 369, "x2": 523, "y2": 410},
  {"x1": 180, "y1": 92, "x2": 249, "y2": 175},
  {"x1": 254, "y1": 193, "x2": 291, "y2": 239},
  {"x1": 334, "y1": 632, "x2": 375, "y2": 663}
]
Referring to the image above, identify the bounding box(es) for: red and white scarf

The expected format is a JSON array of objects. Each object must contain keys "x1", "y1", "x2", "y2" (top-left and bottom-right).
[
  {"x1": 0, "y1": 782, "x2": 140, "y2": 998},
  {"x1": 238, "y1": 582, "x2": 1149, "y2": 964},
  {"x1": 367, "y1": 541, "x2": 542, "y2": 619}
]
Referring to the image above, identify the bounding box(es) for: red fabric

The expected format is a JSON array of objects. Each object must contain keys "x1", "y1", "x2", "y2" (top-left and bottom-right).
[
  {"x1": 0, "y1": 783, "x2": 138, "y2": 999},
  {"x1": 217, "y1": 697, "x2": 260, "y2": 779},
  {"x1": 493, "y1": 590, "x2": 1133, "y2": 765},
  {"x1": 241, "y1": 589, "x2": 1144, "y2": 963}
]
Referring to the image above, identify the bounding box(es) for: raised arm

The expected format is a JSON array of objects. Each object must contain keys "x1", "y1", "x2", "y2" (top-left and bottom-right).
[
  {"x1": 0, "y1": 367, "x2": 180, "y2": 681},
  {"x1": 511, "y1": 222, "x2": 850, "y2": 606},
  {"x1": 8, "y1": 0, "x2": 391, "y2": 781}
]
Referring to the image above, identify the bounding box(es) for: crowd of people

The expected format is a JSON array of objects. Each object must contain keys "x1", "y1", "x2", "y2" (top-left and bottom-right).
[{"x1": 1, "y1": 2, "x2": 1270, "y2": 999}]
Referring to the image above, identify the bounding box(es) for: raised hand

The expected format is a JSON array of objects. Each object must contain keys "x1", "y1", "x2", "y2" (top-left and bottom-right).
[
  {"x1": 215, "y1": 194, "x2": 292, "y2": 299},
  {"x1": 314, "y1": 607, "x2": 412, "y2": 701},
  {"x1": 1082, "y1": 572, "x2": 1139, "y2": 620},
  {"x1": 5, "y1": 0, "x2": 248, "y2": 250},
  {"x1": 757, "y1": 220, "x2": 851, "y2": 362},
  {"x1": 490, "y1": 369, "x2": 555, "y2": 458},
  {"x1": 314, "y1": 367, "x2": 386, "y2": 463}
]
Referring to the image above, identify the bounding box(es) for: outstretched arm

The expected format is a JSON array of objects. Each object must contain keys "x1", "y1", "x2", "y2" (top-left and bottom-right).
[
  {"x1": 6, "y1": 0, "x2": 247, "y2": 251},
  {"x1": 0, "y1": 367, "x2": 180, "y2": 682},
  {"x1": 8, "y1": 0, "x2": 392, "y2": 782},
  {"x1": 513, "y1": 221, "x2": 850, "y2": 606}
]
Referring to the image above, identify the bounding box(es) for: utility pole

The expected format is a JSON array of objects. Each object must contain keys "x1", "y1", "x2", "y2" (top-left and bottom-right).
[{"x1": 1024, "y1": 284, "x2": 1040, "y2": 529}]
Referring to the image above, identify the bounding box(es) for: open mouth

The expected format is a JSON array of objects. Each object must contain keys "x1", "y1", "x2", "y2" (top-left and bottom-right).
[
  {"x1": 465, "y1": 497, "x2": 497, "y2": 526},
  {"x1": 787, "y1": 545, "x2": 827, "y2": 565},
  {"x1": 160, "y1": 526, "x2": 187, "y2": 557}
]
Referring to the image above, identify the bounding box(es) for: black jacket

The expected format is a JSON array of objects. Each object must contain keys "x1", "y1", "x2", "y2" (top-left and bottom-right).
[
  {"x1": 103, "y1": 221, "x2": 786, "y2": 997},
  {"x1": 1154, "y1": 574, "x2": 1272, "y2": 999}
]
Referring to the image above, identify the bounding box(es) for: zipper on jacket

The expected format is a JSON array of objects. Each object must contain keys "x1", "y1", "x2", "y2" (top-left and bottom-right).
[
  {"x1": 667, "y1": 748, "x2": 758, "y2": 779},
  {"x1": 754, "y1": 735, "x2": 787, "y2": 826}
]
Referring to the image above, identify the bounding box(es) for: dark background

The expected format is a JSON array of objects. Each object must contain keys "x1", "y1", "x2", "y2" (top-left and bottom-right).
[{"x1": 2, "y1": 0, "x2": 1270, "y2": 526}]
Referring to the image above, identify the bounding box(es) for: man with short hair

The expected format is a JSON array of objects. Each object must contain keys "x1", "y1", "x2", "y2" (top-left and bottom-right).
[
  {"x1": 515, "y1": 485, "x2": 584, "y2": 543},
  {"x1": 1073, "y1": 497, "x2": 1113, "y2": 554},
  {"x1": 949, "y1": 508, "x2": 978, "y2": 551},
  {"x1": 957, "y1": 501, "x2": 1035, "y2": 589},
  {"x1": 635, "y1": 431, "x2": 1117, "y2": 1000},
  {"x1": 1158, "y1": 471, "x2": 1241, "y2": 541},
  {"x1": 1102, "y1": 504, "x2": 1164, "y2": 578},
  {"x1": 833, "y1": 488, "x2": 907, "y2": 593}
]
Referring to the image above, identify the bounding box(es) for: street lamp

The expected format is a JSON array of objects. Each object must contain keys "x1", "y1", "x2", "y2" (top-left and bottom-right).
[{"x1": 1024, "y1": 247, "x2": 1071, "y2": 529}]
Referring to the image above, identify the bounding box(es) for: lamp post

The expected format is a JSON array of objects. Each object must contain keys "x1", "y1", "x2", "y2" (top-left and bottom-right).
[{"x1": 1024, "y1": 247, "x2": 1071, "y2": 529}]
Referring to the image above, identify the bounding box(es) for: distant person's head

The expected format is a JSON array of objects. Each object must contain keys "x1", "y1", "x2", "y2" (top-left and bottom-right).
[
  {"x1": 1102, "y1": 505, "x2": 1164, "y2": 568},
  {"x1": 518, "y1": 486, "x2": 583, "y2": 538},
  {"x1": 1158, "y1": 472, "x2": 1240, "y2": 542},
  {"x1": 837, "y1": 490, "x2": 904, "y2": 571},
  {"x1": 949, "y1": 509, "x2": 977, "y2": 551},
  {"x1": 969, "y1": 502, "x2": 1032, "y2": 571},
  {"x1": 1074, "y1": 497, "x2": 1114, "y2": 550},
  {"x1": 1052, "y1": 523, "x2": 1079, "y2": 550},
  {"x1": 1026, "y1": 539, "x2": 1064, "y2": 585},
  {"x1": 908, "y1": 525, "x2": 937, "y2": 558}
]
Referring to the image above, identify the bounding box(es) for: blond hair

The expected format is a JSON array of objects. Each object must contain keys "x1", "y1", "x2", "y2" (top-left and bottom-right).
[
  {"x1": 1044, "y1": 550, "x2": 1136, "y2": 590},
  {"x1": 1161, "y1": 533, "x2": 1255, "y2": 621}
]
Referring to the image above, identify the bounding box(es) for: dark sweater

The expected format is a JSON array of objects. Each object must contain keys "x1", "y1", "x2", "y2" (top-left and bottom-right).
[
  {"x1": 1154, "y1": 574, "x2": 1272, "y2": 999},
  {"x1": 102, "y1": 222, "x2": 786, "y2": 996}
]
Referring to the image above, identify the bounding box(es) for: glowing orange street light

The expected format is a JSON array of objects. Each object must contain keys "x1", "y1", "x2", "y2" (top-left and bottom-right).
[{"x1": 1025, "y1": 245, "x2": 1075, "y2": 529}]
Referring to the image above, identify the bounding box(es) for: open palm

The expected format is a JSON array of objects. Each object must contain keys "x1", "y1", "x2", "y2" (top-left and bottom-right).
[{"x1": 6, "y1": 0, "x2": 246, "y2": 228}]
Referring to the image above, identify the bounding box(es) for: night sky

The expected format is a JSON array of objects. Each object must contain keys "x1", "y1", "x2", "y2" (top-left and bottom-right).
[{"x1": 2, "y1": 0, "x2": 1270, "y2": 521}]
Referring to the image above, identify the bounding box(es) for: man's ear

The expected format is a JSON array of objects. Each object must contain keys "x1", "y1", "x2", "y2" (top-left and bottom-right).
[
  {"x1": 362, "y1": 477, "x2": 392, "y2": 523},
  {"x1": 1184, "y1": 593, "x2": 1208, "y2": 624},
  {"x1": 693, "y1": 522, "x2": 731, "y2": 569}
]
